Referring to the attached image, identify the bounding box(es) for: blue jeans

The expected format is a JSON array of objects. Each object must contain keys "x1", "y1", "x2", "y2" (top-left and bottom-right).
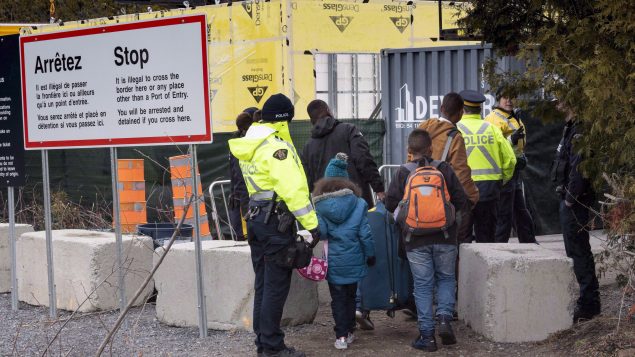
[{"x1": 406, "y1": 244, "x2": 457, "y2": 334}]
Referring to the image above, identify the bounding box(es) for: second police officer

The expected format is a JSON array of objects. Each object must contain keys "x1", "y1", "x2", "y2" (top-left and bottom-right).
[
  {"x1": 457, "y1": 90, "x2": 516, "y2": 243},
  {"x1": 485, "y1": 89, "x2": 537, "y2": 243},
  {"x1": 229, "y1": 93, "x2": 319, "y2": 357}
]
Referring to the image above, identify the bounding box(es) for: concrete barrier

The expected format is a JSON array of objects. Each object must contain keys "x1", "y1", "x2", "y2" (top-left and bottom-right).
[
  {"x1": 458, "y1": 243, "x2": 577, "y2": 343},
  {"x1": 17, "y1": 230, "x2": 154, "y2": 312},
  {"x1": 0, "y1": 223, "x2": 34, "y2": 293},
  {"x1": 154, "y1": 240, "x2": 318, "y2": 331}
]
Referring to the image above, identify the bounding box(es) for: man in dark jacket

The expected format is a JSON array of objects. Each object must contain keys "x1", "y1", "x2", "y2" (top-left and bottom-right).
[
  {"x1": 227, "y1": 108, "x2": 257, "y2": 240},
  {"x1": 302, "y1": 100, "x2": 385, "y2": 208},
  {"x1": 551, "y1": 101, "x2": 600, "y2": 322}
]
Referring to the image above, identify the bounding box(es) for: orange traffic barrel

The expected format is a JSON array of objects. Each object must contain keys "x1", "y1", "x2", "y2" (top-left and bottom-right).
[
  {"x1": 118, "y1": 181, "x2": 146, "y2": 203},
  {"x1": 169, "y1": 154, "x2": 211, "y2": 239},
  {"x1": 118, "y1": 159, "x2": 144, "y2": 181},
  {"x1": 115, "y1": 159, "x2": 147, "y2": 233}
]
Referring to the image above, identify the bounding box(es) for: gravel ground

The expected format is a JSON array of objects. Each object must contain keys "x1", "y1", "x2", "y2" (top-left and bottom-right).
[{"x1": 0, "y1": 283, "x2": 632, "y2": 356}]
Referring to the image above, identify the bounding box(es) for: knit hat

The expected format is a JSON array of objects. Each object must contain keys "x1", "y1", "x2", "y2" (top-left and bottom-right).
[
  {"x1": 324, "y1": 153, "x2": 349, "y2": 178},
  {"x1": 261, "y1": 93, "x2": 295, "y2": 122}
]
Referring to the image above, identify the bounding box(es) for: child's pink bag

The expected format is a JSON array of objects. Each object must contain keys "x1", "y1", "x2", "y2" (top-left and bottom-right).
[{"x1": 297, "y1": 241, "x2": 328, "y2": 281}]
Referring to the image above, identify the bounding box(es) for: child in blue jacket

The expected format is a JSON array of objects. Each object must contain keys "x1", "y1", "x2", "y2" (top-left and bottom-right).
[{"x1": 312, "y1": 153, "x2": 375, "y2": 350}]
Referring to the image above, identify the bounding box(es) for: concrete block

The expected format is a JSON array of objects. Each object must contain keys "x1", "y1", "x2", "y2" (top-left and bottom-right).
[
  {"x1": 154, "y1": 240, "x2": 318, "y2": 330},
  {"x1": 0, "y1": 224, "x2": 34, "y2": 293},
  {"x1": 458, "y1": 243, "x2": 577, "y2": 342},
  {"x1": 17, "y1": 230, "x2": 154, "y2": 312}
]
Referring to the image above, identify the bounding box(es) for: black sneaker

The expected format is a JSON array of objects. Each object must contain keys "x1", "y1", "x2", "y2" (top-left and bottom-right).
[
  {"x1": 437, "y1": 314, "x2": 457, "y2": 345},
  {"x1": 263, "y1": 347, "x2": 305, "y2": 357},
  {"x1": 573, "y1": 305, "x2": 601, "y2": 323},
  {"x1": 402, "y1": 308, "x2": 418, "y2": 319},
  {"x1": 412, "y1": 333, "x2": 437, "y2": 352},
  {"x1": 356, "y1": 310, "x2": 375, "y2": 330}
]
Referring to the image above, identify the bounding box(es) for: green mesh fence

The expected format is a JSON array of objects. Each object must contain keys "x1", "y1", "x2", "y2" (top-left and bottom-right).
[{"x1": 4, "y1": 119, "x2": 385, "y2": 231}]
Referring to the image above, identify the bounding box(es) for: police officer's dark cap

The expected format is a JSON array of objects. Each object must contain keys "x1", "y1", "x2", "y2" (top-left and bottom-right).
[
  {"x1": 261, "y1": 94, "x2": 295, "y2": 122},
  {"x1": 459, "y1": 90, "x2": 486, "y2": 107}
]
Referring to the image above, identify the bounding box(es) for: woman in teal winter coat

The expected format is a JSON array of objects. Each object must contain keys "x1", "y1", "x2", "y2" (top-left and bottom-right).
[{"x1": 312, "y1": 153, "x2": 375, "y2": 350}]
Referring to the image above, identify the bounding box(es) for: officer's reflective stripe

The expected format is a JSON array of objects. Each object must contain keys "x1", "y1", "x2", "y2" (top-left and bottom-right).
[
  {"x1": 246, "y1": 175, "x2": 264, "y2": 192},
  {"x1": 465, "y1": 145, "x2": 502, "y2": 175},
  {"x1": 476, "y1": 122, "x2": 490, "y2": 134},
  {"x1": 257, "y1": 139, "x2": 270, "y2": 150},
  {"x1": 250, "y1": 191, "x2": 275, "y2": 200},
  {"x1": 272, "y1": 137, "x2": 301, "y2": 168},
  {"x1": 466, "y1": 146, "x2": 475, "y2": 157},
  {"x1": 457, "y1": 123, "x2": 472, "y2": 135},
  {"x1": 292, "y1": 203, "x2": 314, "y2": 217},
  {"x1": 493, "y1": 110, "x2": 518, "y2": 131},
  {"x1": 477, "y1": 146, "x2": 501, "y2": 172},
  {"x1": 471, "y1": 168, "x2": 502, "y2": 175}
]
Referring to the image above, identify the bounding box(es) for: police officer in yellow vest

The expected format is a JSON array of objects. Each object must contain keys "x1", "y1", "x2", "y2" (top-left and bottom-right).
[
  {"x1": 457, "y1": 90, "x2": 516, "y2": 243},
  {"x1": 485, "y1": 90, "x2": 537, "y2": 243},
  {"x1": 229, "y1": 94, "x2": 319, "y2": 357}
]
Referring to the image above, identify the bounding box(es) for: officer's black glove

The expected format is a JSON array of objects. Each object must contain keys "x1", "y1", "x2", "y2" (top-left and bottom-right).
[
  {"x1": 308, "y1": 228, "x2": 320, "y2": 249},
  {"x1": 510, "y1": 127, "x2": 525, "y2": 146},
  {"x1": 366, "y1": 256, "x2": 376, "y2": 267},
  {"x1": 515, "y1": 154, "x2": 528, "y2": 170}
]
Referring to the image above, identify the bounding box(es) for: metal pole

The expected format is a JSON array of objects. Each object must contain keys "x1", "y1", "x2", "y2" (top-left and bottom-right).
[
  {"x1": 42, "y1": 150, "x2": 57, "y2": 318},
  {"x1": 189, "y1": 144, "x2": 208, "y2": 337},
  {"x1": 9, "y1": 186, "x2": 18, "y2": 311},
  {"x1": 110, "y1": 147, "x2": 127, "y2": 312}
]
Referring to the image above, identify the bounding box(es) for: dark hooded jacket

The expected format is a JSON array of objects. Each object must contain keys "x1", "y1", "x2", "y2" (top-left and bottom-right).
[
  {"x1": 302, "y1": 117, "x2": 384, "y2": 208},
  {"x1": 228, "y1": 130, "x2": 249, "y2": 210}
]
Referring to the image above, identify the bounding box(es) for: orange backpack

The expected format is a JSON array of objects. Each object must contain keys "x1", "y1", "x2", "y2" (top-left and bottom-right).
[{"x1": 395, "y1": 160, "x2": 456, "y2": 242}]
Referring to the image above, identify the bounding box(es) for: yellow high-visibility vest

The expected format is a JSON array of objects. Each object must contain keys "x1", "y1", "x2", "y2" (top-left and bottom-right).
[
  {"x1": 458, "y1": 114, "x2": 516, "y2": 183},
  {"x1": 485, "y1": 108, "x2": 526, "y2": 155},
  {"x1": 228, "y1": 121, "x2": 318, "y2": 230}
]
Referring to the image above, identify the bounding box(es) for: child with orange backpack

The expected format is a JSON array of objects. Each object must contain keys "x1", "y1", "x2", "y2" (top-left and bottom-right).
[{"x1": 385, "y1": 129, "x2": 467, "y2": 352}]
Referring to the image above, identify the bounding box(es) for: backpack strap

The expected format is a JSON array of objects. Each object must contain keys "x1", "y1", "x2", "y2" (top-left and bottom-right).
[
  {"x1": 403, "y1": 162, "x2": 418, "y2": 173},
  {"x1": 440, "y1": 129, "x2": 458, "y2": 162}
]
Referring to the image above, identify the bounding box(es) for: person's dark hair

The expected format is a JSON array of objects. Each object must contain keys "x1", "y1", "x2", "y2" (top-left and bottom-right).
[
  {"x1": 408, "y1": 129, "x2": 432, "y2": 155},
  {"x1": 441, "y1": 92, "x2": 464, "y2": 119},
  {"x1": 307, "y1": 99, "x2": 331, "y2": 124},
  {"x1": 253, "y1": 110, "x2": 262, "y2": 122},
  {"x1": 236, "y1": 112, "x2": 253, "y2": 134},
  {"x1": 463, "y1": 105, "x2": 481, "y2": 114}
]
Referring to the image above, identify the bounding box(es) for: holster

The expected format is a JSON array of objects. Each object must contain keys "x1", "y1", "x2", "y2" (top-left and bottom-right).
[{"x1": 275, "y1": 202, "x2": 296, "y2": 234}]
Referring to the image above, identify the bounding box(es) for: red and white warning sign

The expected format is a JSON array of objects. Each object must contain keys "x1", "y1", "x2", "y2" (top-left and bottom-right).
[{"x1": 20, "y1": 14, "x2": 211, "y2": 149}]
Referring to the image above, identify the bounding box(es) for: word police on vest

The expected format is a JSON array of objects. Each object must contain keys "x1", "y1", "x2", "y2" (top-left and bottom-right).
[
  {"x1": 464, "y1": 134, "x2": 495, "y2": 146},
  {"x1": 34, "y1": 53, "x2": 83, "y2": 74},
  {"x1": 114, "y1": 46, "x2": 149, "y2": 69}
]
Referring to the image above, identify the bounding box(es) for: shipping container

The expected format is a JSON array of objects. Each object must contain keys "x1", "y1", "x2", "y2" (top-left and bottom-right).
[{"x1": 380, "y1": 44, "x2": 563, "y2": 235}]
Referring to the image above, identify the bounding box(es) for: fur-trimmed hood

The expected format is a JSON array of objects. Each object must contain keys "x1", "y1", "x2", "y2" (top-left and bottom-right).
[
  {"x1": 313, "y1": 178, "x2": 362, "y2": 224},
  {"x1": 312, "y1": 177, "x2": 361, "y2": 201}
]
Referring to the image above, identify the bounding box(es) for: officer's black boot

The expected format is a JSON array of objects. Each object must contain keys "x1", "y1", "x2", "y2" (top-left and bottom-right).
[
  {"x1": 412, "y1": 332, "x2": 437, "y2": 352},
  {"x1": 263, "y1": 346, "x2": 305, "y2": 357},
  {"x1": 437, "y1": 314, "x2": 457, "y2": 345},
  {"x1": 573, "y1": 304, "x2": 601, "y2": 323}
]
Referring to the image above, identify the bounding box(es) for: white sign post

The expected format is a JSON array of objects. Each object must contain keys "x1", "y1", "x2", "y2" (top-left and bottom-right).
[{"x1": 20, "y1": 15, "x2": 211, "y2": 336}]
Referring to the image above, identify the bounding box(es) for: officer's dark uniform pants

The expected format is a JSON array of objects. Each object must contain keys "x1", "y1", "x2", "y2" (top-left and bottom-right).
[
  {"x1": 248, "y1": 213, "x2": 294, "y2": 352},
  {"x1": 495, "y1": 175, "x2": 536, "y2": 243},
  {"x1": 559, "y1": 201, "x2": 600, "y2": 310},
  {"x1": 471, "y1": 200, "x2": 498, "y2": 243}
]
